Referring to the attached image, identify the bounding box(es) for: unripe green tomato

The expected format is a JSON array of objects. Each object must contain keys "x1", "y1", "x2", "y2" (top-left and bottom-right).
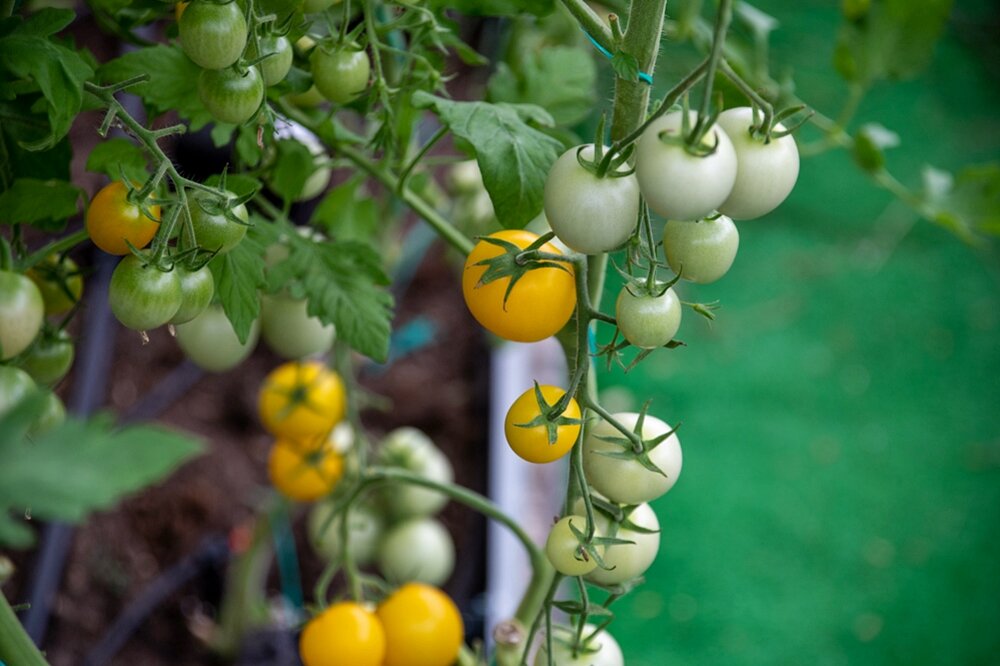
[
  {"x1": 197, "y1": 66, "x2": 264, "y2": 126},
  {"x1": 572, "y1": 498, "x2": 660, "y2": 586},
  {"x1": 311, "y1": 48, "x2": 370, "y2": 105},
  {"x1": 170, "y1": 265, "x2": 215, "y2": 325},
  {"x1": 308, "y1": 499, "x2": 383, "y2": 566},
  {"x1": 376, "y1": 427, "x2": 453, "y2": 519},
  {"x1": 286, "y1": 85, "x2": 326, "y2": 109},
  {"x1": 583, "y1": 412, "x2": 682, "y2": 505},
  {"x1": 108, "y1": 257, "x2": 183, "y2": 331},
  {"x1": 377, "y1": 517, "x2": 455, "y2": 586},
  {"x1": 19, "y1": 330, "x2": 74, "y2": 386},
  {"x1": 178, "y1": 0, "x2": 248, "y2": 70},
  {"x1": 189, "y1": 191, "x2": 249, "y2": 254},
  {"x1": 260, "y1": 294, "x2": 335, "y2": 359},
  {"x1": 662, "y1": 215, "x2": 739, "y2": 284},
  {"x1": 615, "y1": 286, "x2": 682, "y2": 350},
  {"x1": 0, "y1": 365, "x2": 36, "y2": 418},
  {"x1": 250, "y1": 34, "x2": 293, "y2": 87},
  {"x1": 175, "y1": 304, "x2": 259, "y2": 372},
  {"x1": 0, "y1": 271, "x2": 44, "y2": 361},
  {"x1": 545, "y1": 515, "x2": 601, "y2": 576},
  {"x1": 533, "y1": 625, "x2": 624, "y2": 666},
  {"x1": 31, "y1": 391, "x2": 66, "y2": 436}
]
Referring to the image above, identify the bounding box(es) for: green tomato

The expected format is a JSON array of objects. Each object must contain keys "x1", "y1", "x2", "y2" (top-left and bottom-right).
[
  {"x1": 311, "y1": 48, "x2": 370, "y2": 105},
  {"x1": 260, "y1": 294, "x2": 335, "y2": 360},
  {"x1": 543, "y1": 144, "x2": 640, "y2": 254},
  {"x1": 662, "y1": 215, "x2": 739, "y2": 284},
  {"x1": 19, "y1": 329, "x2": 74, "y2": 386},
  {"x1": 108, "y1": 257, "x2": 183, "y2": 331},
  {"x1": 0, "y1": 365, "x2": 36, "y2": 418},
  {"x1": 308, "y1": 499, "x2": 383, "y2": 566},
  {"x1": 189, "y1": 190, "x2": 249, "y2": 254},
  {"x1": 197, "y1": 66, "x2": 264, "y2": 126},
  {"x1": 582, "y1": 412, "x2": 683, "y2": 505},
  {"x1": 27, "y1": 254, "x2": 83, "y2": 315},
  {"x1": 377, "y1": 517, "x2": 455, "y2": 586},
  {"x1": 0, "y1": 270, "x2": 44, "y2": 361},
  {"x1": 376, "y1": 427, "x2": 453, "y2": 519},
  {"x1": 250, "y1": 34, "x2": 293, "y2": 87},
  {"x1": 179, "y1": 0, "x2": 248, "y2": 70},
  {"x1": 170, "y1": 265, "x2": 215, "y2": 325},
  {"x1": 31, "y1": 391, "x2": 66, "y2": 436},
  {"x1": 615, "y1": 286, "x2": 682, "y2": 350},
  {"x1": 175, "y1": 304, "x2": 259, "y2": 372},
  {"x1": 545, "y1": 515, "x2": 600, "y2": 576},
  {"x1": 534, "y1": 626, "x2": 624, "y2": 666},
  {"x1": 572, "y1": 499, "x2": 661, "y2": 586}
]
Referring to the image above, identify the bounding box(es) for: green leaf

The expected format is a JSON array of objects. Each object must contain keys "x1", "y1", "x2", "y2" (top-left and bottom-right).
[
  {"x1": 98, "y1": 44, "x2": 213, "y2": 130},
  {"x1": 413, "y1": 91, "x2": 563, "y2": 229},
  {"x1": 310, "y1": 177, "x2": 379, "y2": 244},
  {"x1": 922, "y1": 163, "x2": 1000, "y2": 242},
  {"x1": 0, "y1": 178, "x2": 81, "y2": 227},
  {"x1": 269, "y1": 139, "x2": 318, "y2": 203},
  {"x1": 833, "y1": 0, "x2": 953, "y2": 85},
  {"x1": 265, "y1": 235, "x2": 393, "y2": 361},
  {"x1": 0, "y1": 121, "x2": 71, "y2": 188},
  {"x1": 487, "y1": 46, "x2": 597, "y2": 127},
  {"x1": 85, "y1": 137, "x2": 149, "y2": 182},
  {"x1": 0, "y1": 395, "x2": 202, "y2": 549},
  {"x1": 0, "y1": 11, "x2": 95, "y2": 150},
  {"x1": 424, "y1": 0, "x2": 553, "y2": 17},
  {"x1": 610, "y1": 50, "x2": 640, "y2": 83},
  {"x1": 208, "y1": 232, "x2": 266, "y2": 344}
]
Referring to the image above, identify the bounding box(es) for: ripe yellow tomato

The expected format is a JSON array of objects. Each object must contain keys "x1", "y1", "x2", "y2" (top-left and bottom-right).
[
  {"x1": 377, "y1": 583, "x2": 464, "y2": 666},
  {"x1": 299, "y1": 601, "x2": 386, "y2": 666},
  {"x1": 85, "y1": 181, "x2": 160, "y2": 256},
  {"x1": 257, "y1": 360, "x2": 346, "y2": 439},
  {"x1": 268, "y1": 439, "x2": 344, "y2": 502},
  {"x1": 461, "y1": 230, "x2": 576, "y2": 342},
  {"x1": 504, "y1": 384, "x2": 581, "y2": 463}
]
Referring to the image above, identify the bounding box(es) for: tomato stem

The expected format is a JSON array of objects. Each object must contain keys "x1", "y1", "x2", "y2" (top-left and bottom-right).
[
  {"x1": 16, "y1": 229, "x2": 88, "y2": 272},
  {"x1": 0, "y1": 591, "x2": 51, "y2": 666}
]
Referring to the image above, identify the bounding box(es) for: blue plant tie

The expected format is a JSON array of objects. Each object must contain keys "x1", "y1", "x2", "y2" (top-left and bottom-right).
[{"x1": 584, "y1": 32, "x2": 654, "y2": 85}]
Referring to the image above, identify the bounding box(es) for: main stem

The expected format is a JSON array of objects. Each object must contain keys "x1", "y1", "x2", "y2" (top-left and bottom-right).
[{"x1": 0, "y1": 592, "x2": 48, "y2": 666}]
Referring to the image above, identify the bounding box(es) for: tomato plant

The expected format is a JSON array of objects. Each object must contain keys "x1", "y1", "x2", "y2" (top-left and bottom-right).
[
  {"x1": 178, "y1": 0, "x2": 248, "y2": 70},
  {"x1": 250, "y1": 34, "x2": 293, "y2": 87},
  {"x1": 175, "y1": 304, "x2": 259, "y2": 372},
  {"x1": 545, "y1": 515, "x2": 601, "y2": 576},
  {"x1": 504, "y1": 384, "x2": 581, "y2": 463},
  {"x1": 260, "y1": 293, "x2": 335, "y2": 359},
  {"x1": 662, "y1": 215, "x2": 740, "y2": 284},
  {"x1": 85, "y1": 181, "x2": 160, "y2": 256},
  {"x1": 615, "y1": 284, "x2": 682, "y2": 350},
  {"x1": 377, "y1": 517, "x2": 455, "y2": 586},
  {"x1": 169, "y1": 264, "x2": 214, "y2": 324},
  {"x1": 462, "y1": 230, "x2": 576, "y2": 343},
  {"x1": 197, "y1": 66, "x2": 264, "y2": 126},
  {"x1": 188, "y1": 191, "x2": 249, "y2": 253},
  {"x1": 376, "y1": 427, "x2": 453, "y2": 519},
  {"x1": 107, "y1": 256, "x2": 183, "y2": 331},
  {"x1": 311, "y1": 47, "x2": 371, "y2": 105},
  {"x1": 574, "y1": 498, "x2": 660, "y2": 586},
  {"x1": 309, "y1": 499, "x2": 383, "y2": 566},
  {"x1": 18, "y1": 329, "x2": 74, "y2": 386},
  {"x1": 299, "y1": 601, "x2": 386, "y2": 666},
  {"x1": 376, "y1": 583, "x2": 464, "y2": 666}
]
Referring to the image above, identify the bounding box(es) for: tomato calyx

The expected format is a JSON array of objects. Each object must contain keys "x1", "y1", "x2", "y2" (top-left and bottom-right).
[
  {"x1": 471, "y1": 232, "x2": 574, "y2": 310},
  {"x1": 512, "y1": 382, "x2": 582, "y2": 448},
  {"x1": 592, "y1": 408, "x2": 680, "y2": 477},
  {"x1": 563, "y1": 517, "x2": 631, "y2": 572}
]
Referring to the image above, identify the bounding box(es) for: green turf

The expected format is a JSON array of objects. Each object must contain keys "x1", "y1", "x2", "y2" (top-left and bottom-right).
[{"x1": 596, "y1": 2, "x2": 1000, "y2": 664}]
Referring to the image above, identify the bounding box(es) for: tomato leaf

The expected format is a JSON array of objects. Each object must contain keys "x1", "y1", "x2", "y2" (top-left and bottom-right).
[
  {"x1": 0, "y1": 394, "x2": 202, "y2": 549},
  {"x1": 610, "y1": 50, "x2": 640, "y2": 83},
  {"x1": 269, "y1": 139, "x2": 318, "y2": 204},
  {"x1": 423, "y1": 0, "x2": 553, "y2": 17},
  {"x1": 97, "y1": 44, "x2": 213, "y2": 130},
  {"x1": 85, "y1": 137, "x2": 149, "y2": 182},
  {"x1": 310, "y1": 177, "x2": 379, "y2": 244},
  {"x1": 265, "y1": 235, "x2": 393, "y2": 362},
  {"x1": 0, "y1": 178, "x2": 81, "y2": 228},
  {"x1": 412, "y1": 91, "x2": 563, "y2": 229},
  {"x1": 209, "y1": 232, "x2": 266, "y2": 344},
  {"x1": 487, "y1": 46, "x2": 597, "y2": 127}
]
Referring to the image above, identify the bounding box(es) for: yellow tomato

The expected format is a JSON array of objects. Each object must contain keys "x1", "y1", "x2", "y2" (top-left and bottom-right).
[
  {"x1": 299, "y1": 601, "x2": 386, "y2": 666},
  {"x1": 504, "y1": 384, "x2": 581, "y2": 463},
  {"x1": 85, "y1": 181, "x2": 160, "y2": 256},
  {"x1": 268, "y1": 439, "x2": 344, "y2": 502},
  {"x1": 461, "y1": 230, "x2": 576, "y2": 342},
  {"x1": 257, "y1": 360, "x2": 346, "y2": 439},
  {"x1": 377, "y1": 583, "x2": 464, "y2": 666}
]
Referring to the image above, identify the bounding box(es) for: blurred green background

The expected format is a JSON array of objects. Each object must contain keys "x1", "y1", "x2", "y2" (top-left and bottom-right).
[{"x1": 595, "y1": 1, "x2": 1000, "y2": 664}]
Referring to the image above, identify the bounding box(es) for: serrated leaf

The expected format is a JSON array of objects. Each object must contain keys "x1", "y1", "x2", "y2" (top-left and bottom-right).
[
  {"x1": 611, "y1": 50, "x2": 640, "y2": 82},
  {"x1": 208, "y1": 233, "x2": 266, "y2": 344},
  {"x1": 270, "y1": 139, "x2": 318, "y2": 203},
  {"x1": 310, "y1": 177, "x2": 379, "y2": 243},
  {"x1": 413, "y1": 91, "x2": 562, "y2": 229},
  {"x1": 0, "y1": 396, "x2": 202, "y2": 549},
  {"x1": 487, "y1": 46, "x2": 597, "y2": 127},
  {"x1": 85, "y1": 138, "x2": 149, "y2": 182},
  {"x1": 265, "y1": 235, "x2": 393, "y2": 361},
  {"x1": 97, "y1": 44, "x2": 212, "y2": 130},
  {"x1": 833, "y1": 0, "x2": 953, "y2": 85},
  {"x1": 0, "y1": 178, "x2": 81, "y2": 227}
]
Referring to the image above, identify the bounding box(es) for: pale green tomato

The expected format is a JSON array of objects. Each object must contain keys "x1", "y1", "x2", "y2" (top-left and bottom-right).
[
  {"x1": 308, "y1": 499, "x2": 383, "y2": 566},
  {"x1": 572, "y1": 498, "x2": 661, "y2": 586},
  {"x1": 615, "y1": 286, "x2": 682, "y2": 350},
  {"x1": 716, "y1": 107, "x2": 800, "y2": 220},
  {"x1": 545, "y1": 515, "x2": 601, "y2": 576},
  {"x1": 376, "y1": 428, "x2": 453, "y2": 518},
  {"x1": 663, "y1": 215, "x2": 739, "y2": 284},
  {"x1": 175, "y1": 304, "x2": 259, "y2": 372},
  {"x1": 260, "y1": 294, "x2": 335, "y2": 360},
  {"x1": 377, "y1": 517, "x2": 455, "y2": 586},
  {"x1": 0, "y1": 271, "x2": 44, "y2": 361},
  {"x1": 31, "y1": 391, "x2": 66, "y2": 436},
  {"x1": 534, "y1": 625, "x2": 624, "y2": 666},
  {"x1": 583, "y1": 412, "x2": 683, "y2": 505},
  {"x1": 544, "y1": 144, "x2": 639, "y2": 254}
]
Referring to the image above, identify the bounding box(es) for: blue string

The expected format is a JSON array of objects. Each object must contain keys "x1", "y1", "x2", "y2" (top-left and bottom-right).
[{"x1": 585, "y1": 32, "x2": 654, "y2": 85}]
